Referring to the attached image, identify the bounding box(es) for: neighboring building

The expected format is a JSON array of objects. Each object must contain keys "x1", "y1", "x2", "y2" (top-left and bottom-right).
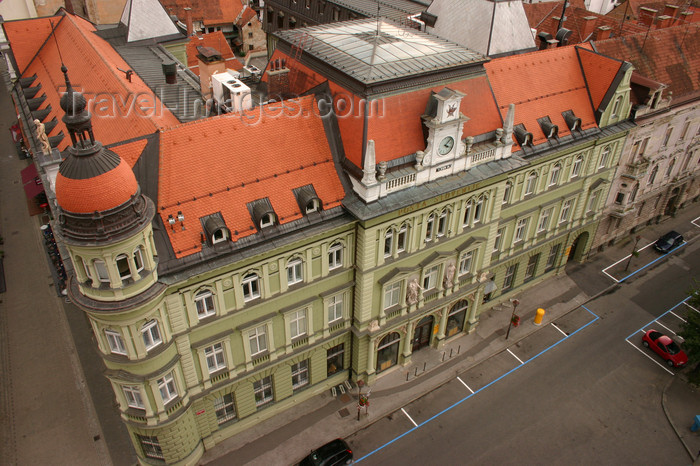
[
  {"x1": 185, "y1": 31, "x2": 242, "y2": 77},
  {"x1": 523, "y1": 0, "x2": 648, "y2": 45},
  {"x1": 590, "y1": 24, "x2": 700, "y2": 252},
  {"x1": 425, "y1": 0, "x2": 537, "y2": 57},
  {"x1": 8, "y1": 10, "x2": 640, "y2": 466},
  {"x1": 235, "y1": 4, "x2": 267, "y2": 57},
  {"x1": 161, "y1": 0, "x2": 244, "y2": 44}
]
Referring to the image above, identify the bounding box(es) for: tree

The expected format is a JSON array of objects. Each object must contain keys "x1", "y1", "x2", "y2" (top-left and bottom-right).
[{"x1": 679, "y1": 290, "x2": 700, "y2": 384}]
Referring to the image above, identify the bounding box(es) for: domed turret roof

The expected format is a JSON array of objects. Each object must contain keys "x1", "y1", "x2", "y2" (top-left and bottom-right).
[{"x1": 55, "y1": 153, "x2": 139, "y2": 213}]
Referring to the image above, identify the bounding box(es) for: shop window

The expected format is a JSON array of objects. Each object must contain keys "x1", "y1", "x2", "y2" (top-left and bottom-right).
[
  {"x1": 376, "y1": 332, "x2": 400, "y2": 372},
  {"x1": 447, "y1": 300, "x2": 468, "y2": 337}
]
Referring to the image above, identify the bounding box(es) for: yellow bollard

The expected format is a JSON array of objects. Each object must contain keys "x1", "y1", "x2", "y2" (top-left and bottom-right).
[{"x1": 534, "y1": 308, "x2": 545, "y2": 325}]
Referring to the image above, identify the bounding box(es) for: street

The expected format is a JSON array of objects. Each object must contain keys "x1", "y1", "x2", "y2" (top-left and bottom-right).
[{"x1": 347, "y1": 240, "x2": 699, "y2": 465}]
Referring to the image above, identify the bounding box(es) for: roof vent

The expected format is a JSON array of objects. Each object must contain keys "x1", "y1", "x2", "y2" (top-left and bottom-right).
[
  {"x1": 162, "y1": 61, "x2": 177, "y2": 84},
  {"x1": 555, "y1": 28, "x2": 572, "y2": 46}
]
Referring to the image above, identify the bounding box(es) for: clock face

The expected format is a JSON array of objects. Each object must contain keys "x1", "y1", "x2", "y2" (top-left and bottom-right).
[{"x1": 438, "y1": 136, "x2": 454, "y2": 155}]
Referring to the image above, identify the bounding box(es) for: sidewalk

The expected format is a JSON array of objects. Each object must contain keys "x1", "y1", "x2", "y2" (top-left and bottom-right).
[{"x1": 200, "y1": 207, "x2": 700, "y2": 466}]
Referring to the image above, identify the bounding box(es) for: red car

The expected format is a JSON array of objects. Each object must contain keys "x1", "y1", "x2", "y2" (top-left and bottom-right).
[{"x1": 642, "y1": 330, "x2": 688, "y2": 367}]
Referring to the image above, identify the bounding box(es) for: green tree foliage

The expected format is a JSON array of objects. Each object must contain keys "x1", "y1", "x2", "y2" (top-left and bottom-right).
[{"x1": 679, "y1": 291, "x2": 700, "y2": 383}]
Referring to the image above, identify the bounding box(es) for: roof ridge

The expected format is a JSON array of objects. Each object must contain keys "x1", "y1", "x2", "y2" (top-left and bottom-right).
[{"x1": 159, "y1": 94, "x2": 318, "y2": 133}]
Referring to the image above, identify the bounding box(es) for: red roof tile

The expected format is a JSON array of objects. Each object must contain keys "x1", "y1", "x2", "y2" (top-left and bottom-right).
[
  {"x1": 593, "y1": 23, "x2": 700, "y2": 100},
  {"x1": 577, "y1": 46, "x2": 623, "y2": 109},
  {"x1": 3, "y1": 17, "x2": 57, "y2": 74},
  {"x1": 110, "y1": 138, "x2": 149, "y2": 168},
  {"x1": 55, "y1": 157, "x2": 139, "y2": 213},
  {"x1": 236, "y1": 5, "x2": 258, "y2": 26},
  {"x1": 265, "y1": 49, "x2": 503, "y2": 168},
  {"x1": 186, "y1": 31, "x2": 242, "y2": 76},
  {"x1": 14, "y1": 12, "x2": 179, "y2": 151},
  {"x1": 485, "y1": 45, "x2": 605, "y2": 147},
  {"x1": 158, "y1": 95, "x2": 345, "y2": 258}
]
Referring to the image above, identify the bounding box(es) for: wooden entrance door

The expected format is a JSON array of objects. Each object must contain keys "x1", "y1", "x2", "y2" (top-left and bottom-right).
[{"x1": 412, "y1": 316, "x2": 433, "y2": 352}]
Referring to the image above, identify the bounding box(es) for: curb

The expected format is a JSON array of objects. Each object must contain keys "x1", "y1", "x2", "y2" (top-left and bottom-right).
[{"x1": 661, "y1": 376, "x2": 697, "y2": 462}]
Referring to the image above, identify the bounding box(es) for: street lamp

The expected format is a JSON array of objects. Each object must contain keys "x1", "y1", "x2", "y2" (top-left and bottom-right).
[{"x1": 506, "y1": 298, "x2": 520, "y2": 340}]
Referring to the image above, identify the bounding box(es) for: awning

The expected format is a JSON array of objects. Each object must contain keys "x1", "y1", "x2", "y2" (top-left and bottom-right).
[
  {"x1": 23, "y1": 178, "x2": 44, "y2": 199},
  {"x1": 20, "y1": 163, "x2": 38, "y2": 185}
]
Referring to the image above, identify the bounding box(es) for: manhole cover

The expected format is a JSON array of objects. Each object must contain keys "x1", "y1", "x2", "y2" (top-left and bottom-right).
[
  {"x1": 338, "y1": 408, "x2": 350, "y2": 418},
  {"x1": 339, "y1": 393, "x2": 351, "y2": 404}
]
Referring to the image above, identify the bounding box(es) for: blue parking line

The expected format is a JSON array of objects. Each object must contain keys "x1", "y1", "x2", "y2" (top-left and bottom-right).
[
  {"x1": 618, "y1": 242, "x2": 686, "y2": 283},
  {"x1": 355, "y1": 306, "x2": 600, "y2": 463},
  {"x1": 624, "y1": 295, "x2": 692, "y2": 341}
]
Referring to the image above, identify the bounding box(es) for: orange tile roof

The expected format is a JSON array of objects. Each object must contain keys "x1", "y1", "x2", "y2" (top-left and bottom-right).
[
  {"x1": 109, "y1": 138, "x2": 149, "y2": 168},
  {"x1": 55, "y1": 157, "x2": 139, "y2": 213},
  {"x1": 577, "y1": 46, "x2": 623, "y2": 109},
  {"x1": 485, "y1": 45, "x2": 606, "y2": 147},
  {"x1": 3, "y1": 17, "x2": 57, "y2": 74},
  {"x1": 524, "y1": 2, "x2": 647, "y2": 42},
  {"x1": 158, "y1": 95, "x2": 345, "y2": 258},
  {"x1": 186, "y1": 31, "x2": 242, "y2": 76},
  {"x1": 265, "y1": 49, "x2": 503, "y2": 169},
  {"x1": 593, "y1": 23, "x2": 700, "y2": 100},
  {"x1": 159, "y1": 0, "x2": 244, "y2": 25},
  {"x1": 15, "y1": 12, "x2": 179, "y2": 151},
  {"x1": 236, "y1": 5, "x2": 258, "y2": 26}
]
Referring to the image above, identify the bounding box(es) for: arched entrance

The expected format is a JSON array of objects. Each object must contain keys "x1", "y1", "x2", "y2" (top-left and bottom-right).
[
  {"x1": 412, "y1": 315, "x2": 434, "y2": 352},
  {"x1": 446, "y1": 299, "x2": 469, "y2": 338},
  {"x1": 567, "y1": 231, "x2": 589, "y2": 263},
  {"x1": 664, "y1": 187, "x2": 680, "y2": 216},
  {"x1": 376, "y1": 332, "x2": 401, "y2": 373}
]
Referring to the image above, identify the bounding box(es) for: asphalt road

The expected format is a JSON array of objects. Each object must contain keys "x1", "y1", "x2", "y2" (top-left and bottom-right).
[{"x1": 347, "y1": 242, "x2": 699, "y2": 465}]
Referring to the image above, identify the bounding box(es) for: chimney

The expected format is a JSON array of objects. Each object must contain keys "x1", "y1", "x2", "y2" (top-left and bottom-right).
[
  {"x1": 184, "y1": 7, "x2": 193, "y2": 36},
  {"x1": 551, "y1": 16, "x2": 562, "y2": 34},
  {"x1": 656, "y1": 14, "x2": 673, "y2": 28},
  {"x1": 663, "y1": 4, "x2": 679, "y2": 19},
  {"x1": 162, "y1": 60, "x2": 177, "y2": 84},
  {"x1": 596, "y1": 25, "x2": 612, "y2": 40},
  {"x1": 581, "y1": 16, "x2": 597, "y2": 40},
  {"x1": 639, "y1": 7, "x2": 657, "y2": 27},
  {"x1": 680, "y1": 10, "x2": 697, "y2": 23},
  {"x1": 537, "y1": 31, "x2": 553, "y2": 50},
  {"x1": 267, "y1": 61, "x2": 290, "y2": 98},
  {"x1": 196, "y1": 46, "x2": 225, "y2": 99}
]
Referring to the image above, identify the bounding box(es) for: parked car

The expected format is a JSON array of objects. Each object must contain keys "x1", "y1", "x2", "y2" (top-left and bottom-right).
[
  {"x1": 653, "y1": 231, "x2": 684, "y2": 253},
  {"x1": 642, "y1": 330, "x2": 688, "y2": 367},
  {"x1": 299, "y1": 438, "x2": 353, "y2": 466}
]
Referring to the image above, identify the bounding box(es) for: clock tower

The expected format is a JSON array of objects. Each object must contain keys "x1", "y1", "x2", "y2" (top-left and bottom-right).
[{"x1": 418, "y1": 88, "x2": 469, "y2": 182}]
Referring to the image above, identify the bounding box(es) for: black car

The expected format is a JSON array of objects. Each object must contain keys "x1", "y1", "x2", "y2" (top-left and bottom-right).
[
  {"x1": 299, "y1": 438, "x2": 353, "y2": 466},
  {"x1": 653, "y1": 230, "x2": 684, "y2": 253}
]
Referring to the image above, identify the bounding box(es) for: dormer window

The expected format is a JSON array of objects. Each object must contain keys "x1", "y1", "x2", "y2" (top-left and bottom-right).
[
  {"x1": 538, "y1": 117, "x2": 558, "y2": 139},
  {"x1": 562, "y1": 110, "x2": 582, "y2": 131},
  {"x1": 201, "y1": 213, "x2": 230, "y2": 246},
  {"x1": 248, "y1": 198, "x2": 277, "y2": 231},
  {"x1": 513, "y1": 124, "x2": 533, "y2": 146},
  {"x1": 293, "y1": 184, "x2": 322, "y2": 216}
]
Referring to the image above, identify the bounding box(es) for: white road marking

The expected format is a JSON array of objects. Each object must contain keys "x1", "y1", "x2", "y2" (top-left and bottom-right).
[
  {"x1": 600, "y1": 240, "x2": 654, "y2": 282},
  {"x1": 669, "y1": 311, "x2": 687, "y2": 323},
  {"x1": 691, "y1": 215, "x2": 700, "y2": 228},
  {"x1": 656, "y1": 321, "x2": 676, "y2": 335},
  {"x1": 507, "y1": 348, "x2": 524, "y2": 364},
  {"x1": 625, "y1": 340, "x2": 674, "y2": 375},
  {"x1": 401, "y1": 408, "x2": 418, "y2": 427},
  {"x1": 684, "y1": 302, "x2": 700, "y2": 314},
  {"x1": 456, "y1": 376, "x2": 473, "y2": 393},
  {"x1": 551, "y1": 322, "x2": 568, "y2": 336}
]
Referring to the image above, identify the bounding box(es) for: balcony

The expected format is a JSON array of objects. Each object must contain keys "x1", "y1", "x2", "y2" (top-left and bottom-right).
[{"x1": 622, "y1": 157, "x2": 650, "y2": 180}]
